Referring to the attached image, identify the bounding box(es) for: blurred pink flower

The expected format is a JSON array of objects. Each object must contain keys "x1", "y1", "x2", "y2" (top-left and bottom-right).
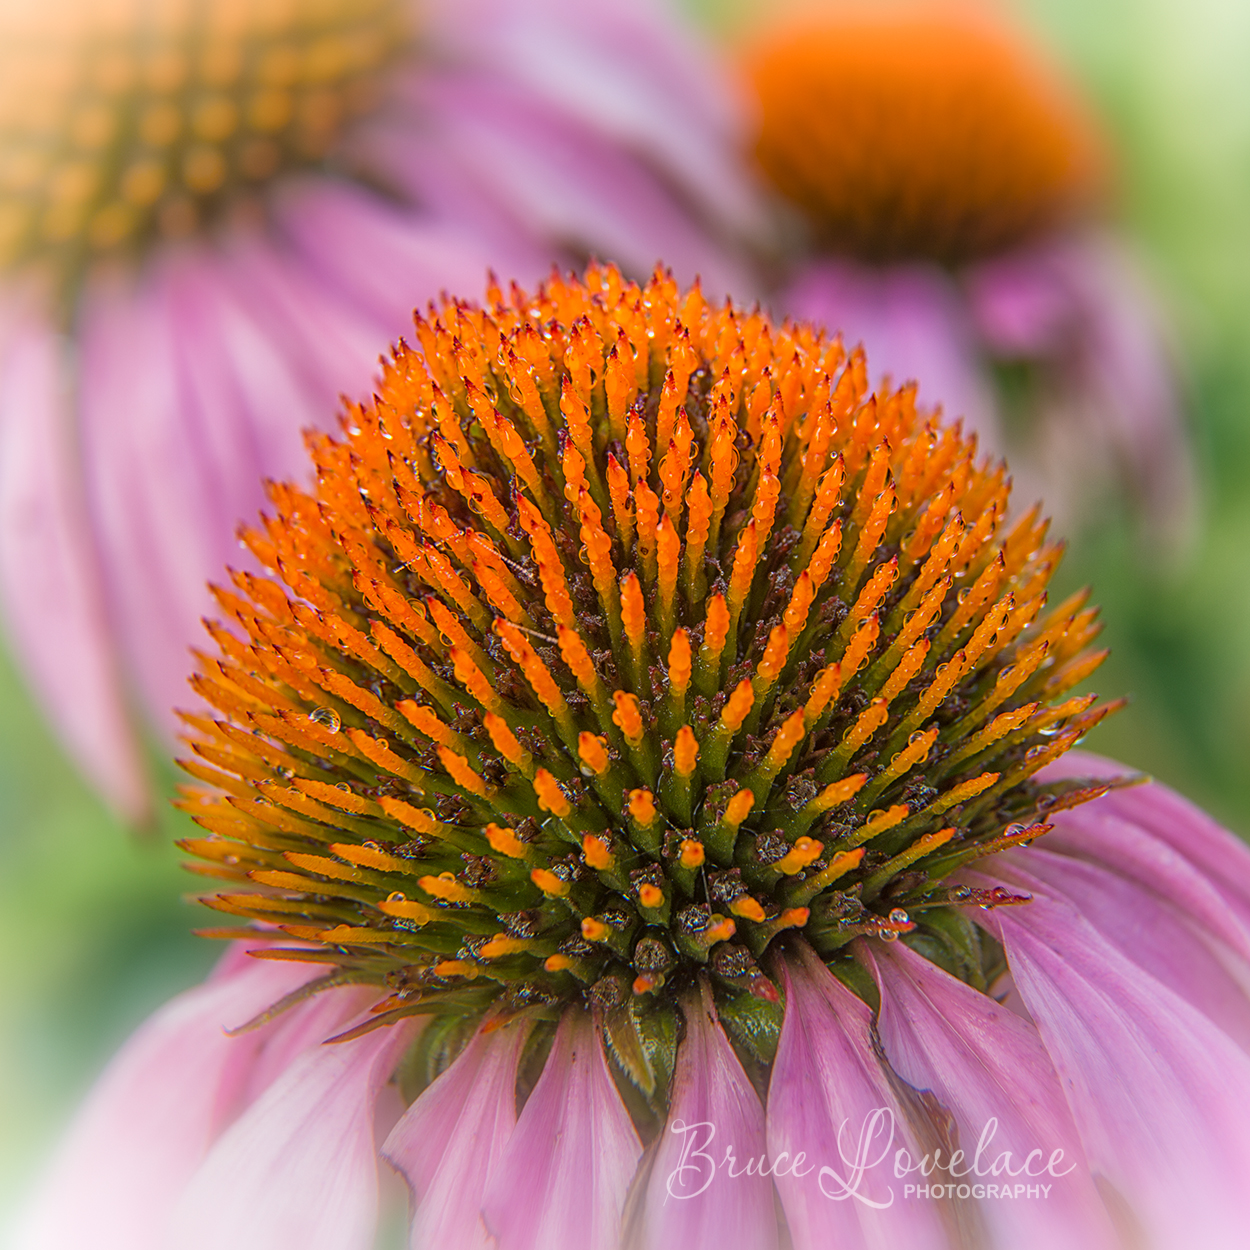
[
  {"x1": 0, "y1": 0, "x2": 760, "y2": 822},
  {"x1": 16, "y1": 756, "x2": 1250, "y2": 1250},
  {"x1": 743, "y1": 4, "x2": 1194, "y2": 544}
]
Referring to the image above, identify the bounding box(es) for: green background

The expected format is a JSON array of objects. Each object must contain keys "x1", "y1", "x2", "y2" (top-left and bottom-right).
[{"x1": 3, "y1": 0, "x2": 1250, "y2": 1222}]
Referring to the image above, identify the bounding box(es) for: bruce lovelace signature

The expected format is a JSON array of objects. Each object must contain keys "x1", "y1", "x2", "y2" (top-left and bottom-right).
[{"x1": 664, "y1": 1108, "x2": 1074, "y2": 1206}]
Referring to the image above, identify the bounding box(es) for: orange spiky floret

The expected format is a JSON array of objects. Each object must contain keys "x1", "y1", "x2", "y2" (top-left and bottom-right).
[
  {"x1": 179, "y1": 263, "x2": 1114, "y2": 1045},
  {"x1": 743, "y1": 7, "x2": 1106, "y2": 261}
]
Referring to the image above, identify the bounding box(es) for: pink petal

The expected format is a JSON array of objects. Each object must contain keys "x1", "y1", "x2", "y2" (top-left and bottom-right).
[
  {"x1": 1005, "y1": 845, "x2": 1250, "y2": 1052},
  {"x1": 423, "y1": 0, "x2": 761, "y2": 241},
  {"x1": 864, "y1": 939, "x2": 1119, "y2": 1250},
  {"x1": 12, "y1": 948, "x2": 321, "y2": 1250},
  {"x1": 212, "y1": 229, "x2": 391, "y2": 409},
  {"x1": 272, "y1": 178, "x2": 546, "y2": 332},
  {"x1": 0, "y1": 288, "x2": 148, "y2": 821},
  {"x1": 77, "y1": 243, "x2": 350, "y2": 739},
  {"x1": 783, "y1": 259, "x2": 998, "y2": 449},
  {"x1": 766, "y1": 942, "x2": 951, "y2": 1250},
  {"x1": 1040, "y1": 751, "x2": 1250, "y2": 933},
  {"x1": 971, "y1": 874, "x2": 1250, "y2": 1247},
  {"x1": 968, "y1": 233, "x2": 1194, "y2": 543},
  {"x1": 482, "y1": 1009, "x2": 641, "y2": 1250},
  {"x1": 383, "y1": 1018, "x2": 532, "y2": 1250},
  {"x1": 76, "y1": 260, "x2": 266, "y2": 739},
  {"x1": 399, "y1": 73, "x2": 752, "y2": 299},
  {"x1": 639, "y1": 980, "x2": 777, "y2": 1250},
  {"x1": 169, "y1": 1009, "x2": 419, "y2": 1250}
]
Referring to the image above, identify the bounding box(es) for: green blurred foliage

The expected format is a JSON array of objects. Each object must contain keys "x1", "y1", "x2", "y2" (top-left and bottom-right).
[{"x1": 3, "y1": 0, "x2": 1250, "y2": 1222}]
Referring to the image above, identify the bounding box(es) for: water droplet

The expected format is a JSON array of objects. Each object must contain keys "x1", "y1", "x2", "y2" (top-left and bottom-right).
[
  {"x1": 386, "y1": 891, "x2": 407, "y2": 903},
  {"x1": 888, "y1": 908, "x2": 909, "y2": 925},
  {"x1": 579, "y1": 764, "x2": 595, "y2": 777},
  {"x1": 951, "y1": 885, "x2": 972, "y2": 901},
  {"x1": 309, "y1": 707, "x2": 341, "y2": 732},
  {"x1": 224, "y1": 854, "x2": 239, "y2": 865},
  {"x1": 878, "y1": 927, "x2": 899, "y2": 942}
]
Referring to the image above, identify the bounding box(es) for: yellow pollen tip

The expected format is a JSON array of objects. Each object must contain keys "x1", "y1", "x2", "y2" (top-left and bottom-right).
[
  {"x1": 813, "y1": 775, "x2": 868, "y2": 811},
  {"x1": 418, "y1": 873, "x2": 479, "y2": 905},
  {"x1": 720, "y1": 680, "x2": 755, "y2": 733},
  {"x1": 433, "y1": 960, "x2": 479, "y2": 980},
  {"x1": 775, "y1": 836, "x2": 824, "y2": 875},
  {"x1": 581, "y1": 917, "x2": 609, "y2": 942},
  {"x1": 861, "y1": 805, "x2": 910, "y2": 840},
  {"x1": 544, "y1": 954, "x2": 574, "y2": 973},
  {"x1": 679, "y1": 839, "x2": 705, "y2": 870},
  {"x1": 629, "y1": 789, "x2": 658, "y2": 826},
  {"x1": 674, "y1": 725, "x2": 699, "y2": 777},
  {"x1": 729, "y1": 896, "x2": 766, "y2": 922},
  {"x1": 668, "y1": 629, "x2": 692, "y2": 693},
  {"x1": 531, "y1": 868, "x2": 570, "y2": 898},
  {"x1": 485, "y1": 823, "x2": 528, "y2": 859},
  {"x1": 376, "y1": 896, "x2": 433, "y2": 925},
  {"x1": 577, "y1": 732, "x2": 611, "y2": 777},
  {"x1": 612, "y1": 691, "x2": 645, "y2": 743},
  {"x1": 532, "y1": 768, "x2": 572, "y2": 817},
  {"x1": 638, "y1": 883, "x2": 665, "y2": 909},
  {"x1": 583, "y1": 835, "x2": 615, "y2": 871},
  {"x1": 723, "y1": 788, "x2": 754, "y2": 827},
  {"x1": 478, "y1": 934, "x2": 535, "y2": 959}
]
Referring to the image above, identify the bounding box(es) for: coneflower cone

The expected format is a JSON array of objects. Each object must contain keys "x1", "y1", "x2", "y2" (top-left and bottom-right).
[
  {"x1": 22, "y1": 266, "x2": 1250, "y2": 1250},
  {"x1": 180, "y1": 261, "x2": 1112, "y2": 1079}
]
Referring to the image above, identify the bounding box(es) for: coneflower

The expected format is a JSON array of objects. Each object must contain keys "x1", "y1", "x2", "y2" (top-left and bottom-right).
[
  {"x1": 18, "y1": 267, "x2": 1250, "y2": 1250},
  {"x1": 743, "y1": 1, "x2": 1192, "y2": 545},
  {"x1": 0, "y1": 0, "x2": 757, "y2": 822}
]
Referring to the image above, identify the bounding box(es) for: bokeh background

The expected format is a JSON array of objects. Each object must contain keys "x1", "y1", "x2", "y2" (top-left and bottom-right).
[{"x1": 3, "y1": 0, "x2": 1249, "y2": 1220}]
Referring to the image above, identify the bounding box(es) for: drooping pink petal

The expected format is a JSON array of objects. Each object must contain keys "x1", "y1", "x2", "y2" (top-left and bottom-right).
[
  {"x1": 272, "y1": 178, "x2": 547, "y2": 333},
  {"x1": 212, "y1": 229, "x2": 391, "y2": 412},
  {"x1": 482, "y1": 1008, "x2": 642, "y2": 1250},
  {"x1": 168, "y1": 1008, "x2": 419, "y2": 1250},
  {"x1": 423, "y1": 0, "x2": 761, "y2": 242},
  {"x1": 971, "y1": 873, "x2": 1250, "y2": 1248},
  {"x1": 12, "y1": 948, "x2": 321, "y2": 1250},
  {"x1": 78, "y1": 240, "x2": 367, "y2": 739},
  {"x1": 383, "y1": 1017, "x2": 532, "y2": 1250},
  {"x1": 0, "y1": 287, "x2": 148, "y2": 822},
  {"x1": 76, "y1": 258, "x2": 275, "y2": 740},
  {"x1": 864, "y1": 939, "x2": 1119, "y2": 1250},
  {"x1": 374, "y1": 74, "x2": 753, "y2": 298},
  {"x1": 783, "y1": 259, "x2": 998, "y2": 449},
  {"x1": 968, "y1": 233, "x2": 1194, "y2": 543},
  {"x1": 1005, "y1": 845, "x2": 1250, "y2": 1052},
  {"x1": 1039, "y1": 750, "x2": 1250, "y2": 936},
  {"x1": 640, "y1": 980, "x2": 777, "y2": 1250},
  {"x1": 766, "y1": 942, "x2": 952, "y2": 1250}
]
